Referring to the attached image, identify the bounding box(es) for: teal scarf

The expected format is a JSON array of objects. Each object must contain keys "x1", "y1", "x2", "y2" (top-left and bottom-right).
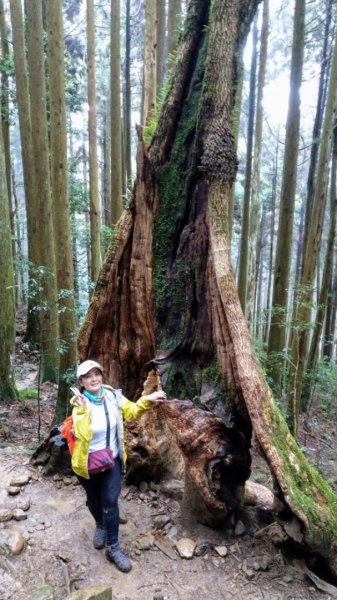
[{"x1": 83, "y1": 387, "x2": 105, "y2": 405}]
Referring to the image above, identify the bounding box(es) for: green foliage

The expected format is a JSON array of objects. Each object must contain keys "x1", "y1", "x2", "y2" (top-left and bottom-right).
[
  {"x1": 143, "y1": 67, "x2": 175, "y2": 146},
  {"x1": 0, "y1": 54, "x2": 15, "y2": 77},
  {"x1": 305, "y1": 360, "x2": 337, "y2": 416},
  {"x1": 64, "y1": 49, "x2": 86, "y2": 113},
  {"x1": 100, "y1": 224, "x2": 113, "y2": 252},
  {"x1": 69, "y1": 158, "x2": 89, "y2": 213},
  {"x1": 18, "y1": 388, "x2": 38, "y2": 400}
]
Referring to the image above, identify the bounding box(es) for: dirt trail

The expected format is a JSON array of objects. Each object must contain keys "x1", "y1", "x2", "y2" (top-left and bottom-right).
[{"x1": 0, "y1": 354, "x2": 330, "y2": 599}]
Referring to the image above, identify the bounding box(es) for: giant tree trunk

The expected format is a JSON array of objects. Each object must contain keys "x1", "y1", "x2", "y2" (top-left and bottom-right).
[{"x1": 77, "y1": 0, "x2": 337, "y2": 575}]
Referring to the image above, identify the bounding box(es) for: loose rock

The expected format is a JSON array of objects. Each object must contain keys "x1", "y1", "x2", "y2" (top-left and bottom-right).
[
  {"x1": 20, "y1": 584, "x2": 54, "y2": 600},
  {"x1": 234, "y1": 520, "x2": 247, "y2": 536},
  {"x1": 0, "y1": 508, "x2": 13, "y2": 522},
  {"x1": 16, "y1": 498, "x2": 31, "y2": 511},
  {"x1": 62, "y1": 477, "x2": 73, "y2": 486},
  {"x1": 66, "y1": 585, "x2": 114, "y2": 599},
  {"x1": 12, "y1": 509, "x2": 27, "y2": 521},
  {"x1": 139, "y1": 481, "x2": 148, "y2": 493},
  {"x1": 10, "y1": 473, "x2": 31, "y2": 487},
  {"x1": 175, "y1": 538, "x2": 196, "y2": 559},
  {"x1": 165, "y1": 526, "x2": 178, "y2": 541},
  {"x1": 0, "y1": 528, "x2": 25, "y2": 555},
  {"x1": 153, "y1": 515, "x2": 171, "y2": 529},
  {"x1": 214, "y1": 545, "x2": 228, "y2": 557},
  {"x1": 194, "y1": 543, "x2": 209, "y2": 557},
  {"x1": 7, "y1": 486, "x2": 21, "y2": 496},
  {"x1": 138, "y1": 533, "x2": 154, "y2": 550}
]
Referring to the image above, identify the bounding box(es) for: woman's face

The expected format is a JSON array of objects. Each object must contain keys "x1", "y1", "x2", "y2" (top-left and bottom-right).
[{"x1": 79, "y1": 368, "x2": 103, "y2": 395}]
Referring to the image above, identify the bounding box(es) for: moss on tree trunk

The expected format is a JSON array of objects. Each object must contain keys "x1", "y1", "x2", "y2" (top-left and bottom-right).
[{"x1": 77, "y1": 0, "x2": 337, "y2": 575}]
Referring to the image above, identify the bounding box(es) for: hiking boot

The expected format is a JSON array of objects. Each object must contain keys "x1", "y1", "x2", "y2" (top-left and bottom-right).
[
  {"x1": 105, "y1": 543, "x2": 132, "y2": 572},
  {"x1": 93, "y1": 524, "x2": 106, "y2": 549}
]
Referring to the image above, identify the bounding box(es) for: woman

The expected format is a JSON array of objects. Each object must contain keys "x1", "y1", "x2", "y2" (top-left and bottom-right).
[{"x1": 70, "y1": 359, "x2": 166, "y2": 573}]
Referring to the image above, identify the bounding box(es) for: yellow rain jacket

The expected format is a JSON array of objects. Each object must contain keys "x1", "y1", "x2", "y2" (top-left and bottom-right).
[{"x1": 70, "y1": 385, "x2": 151, "y2": 479}]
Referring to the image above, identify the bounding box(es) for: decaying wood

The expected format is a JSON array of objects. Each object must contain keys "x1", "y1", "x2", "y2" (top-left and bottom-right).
[
  {"x1": 125, "y1": 407, "x2": 184, "y2": 483},
  {"x1": 244, "y1": 480, "x2": 284, "y2": 513},
  {"x1": 161, "y1": 400, "x2": 250, "y2": 525}
]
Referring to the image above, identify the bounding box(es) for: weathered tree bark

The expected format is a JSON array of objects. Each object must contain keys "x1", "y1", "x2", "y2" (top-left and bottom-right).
[{"x1": 77, "y1": 0, "x2": 337, "y2": 575}]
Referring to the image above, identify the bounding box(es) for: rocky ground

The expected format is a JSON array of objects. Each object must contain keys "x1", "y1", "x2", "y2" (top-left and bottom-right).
[{"x1": 0, "y1": 349, "x2": 337, "y2": 600}]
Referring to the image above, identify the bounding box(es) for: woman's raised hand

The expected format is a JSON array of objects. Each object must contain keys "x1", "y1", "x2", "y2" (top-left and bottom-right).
[{"x1": 144, "y1": 390, "x2": 167, "y2": 403}]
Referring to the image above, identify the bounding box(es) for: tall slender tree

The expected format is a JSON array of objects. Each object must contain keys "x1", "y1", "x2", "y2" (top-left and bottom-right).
[
  {"x1": 111, "y1": 0, "x2": 123, "y2": 224},
  {"x1": 46, "y1": 0, "x2": 77, "y2": 418},
  {"x1": 0, "y1": 119, "x2": 17, "y2": 402},
  {"x1": 306, "y1": 122, "x2": 337, "y2": 376},
  {"x1": 26, "y1": 0, "x2": 59, "y2": 382},
  {"x1": 156, "y1": 0, "x2": 166, "y2": 96},
  {"x1": 0, "y1": 0, "x2": 11, "y2": 201},
  {"x1": 124, "y1": 0, "x2": 132, "y2": 185},
  {"x1": 87, "y1": 0, "x2": 101, "y2": 282},
  {"x1": 142, "y1": 0, "x2": 157, "y2": 127},
  {"x1": 267, "y1": 0, "x2": 306, "y2": 383},
  {"x1": 167, "y1": 0, "x2": 181, "y2": 58},
  {"x1": 246, "y1": 0, "x2": 269, "y2": 329},
  {"x1": 289, "y1": 20, "x2": 337, "y2": 434},
  {"x1": 237, "y1": 15, "x2": 258, "y2": 313},
  {"x1": 10, "y1": 0, "x2": 40, "y2": 341}
]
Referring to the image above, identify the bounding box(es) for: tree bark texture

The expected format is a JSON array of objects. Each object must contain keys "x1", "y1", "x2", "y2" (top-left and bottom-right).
[
  {"x1": 78, "y1": 0, "x2": 337, "y2": 574},
  {"x1": 46, "y1": 0, "x2": 77, "y2": 420},
  {"x1": 0, "y1": 0, "x2": 11, "y2": 202},
  {"x1": 142, "y1": 0, "x2": 157, "y2": 127},
  {"x1": 26, "y1": 0, "x2": 59, "y2": 382},
  {"x1": 237, "y1": 14, "x2": 258, "y2": 314},
  {"x1": 10, "y1": 0, "x2": 39, "y2": 343},
  {"x1": 246, "y1": 0, "x2": 269, "y2": 328},
  {"x1": 87, "y1": 0, "x2": 101, "y2": 281},
  {"x1": 268, "y1": 0, "x2": 305, "y2": 371},
  {"x1": 110, "y1": 0, "x2": 123, "y2": 224},
  {"x1": 0, "y1": 119, "x2": 17, "y2": 401},
  {"x1": 289, "y1": 19, "x2": 337, "y2": 435}
]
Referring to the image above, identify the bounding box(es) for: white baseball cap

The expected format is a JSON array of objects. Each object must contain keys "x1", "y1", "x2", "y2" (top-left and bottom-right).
[{"x1": 77, "y1": 360, "x2": 103, "y2": 378}]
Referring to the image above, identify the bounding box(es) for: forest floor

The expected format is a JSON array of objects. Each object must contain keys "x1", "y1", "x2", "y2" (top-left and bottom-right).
[{"x1": 1, "y1": 339, "x2": 337, "y2": 599}]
